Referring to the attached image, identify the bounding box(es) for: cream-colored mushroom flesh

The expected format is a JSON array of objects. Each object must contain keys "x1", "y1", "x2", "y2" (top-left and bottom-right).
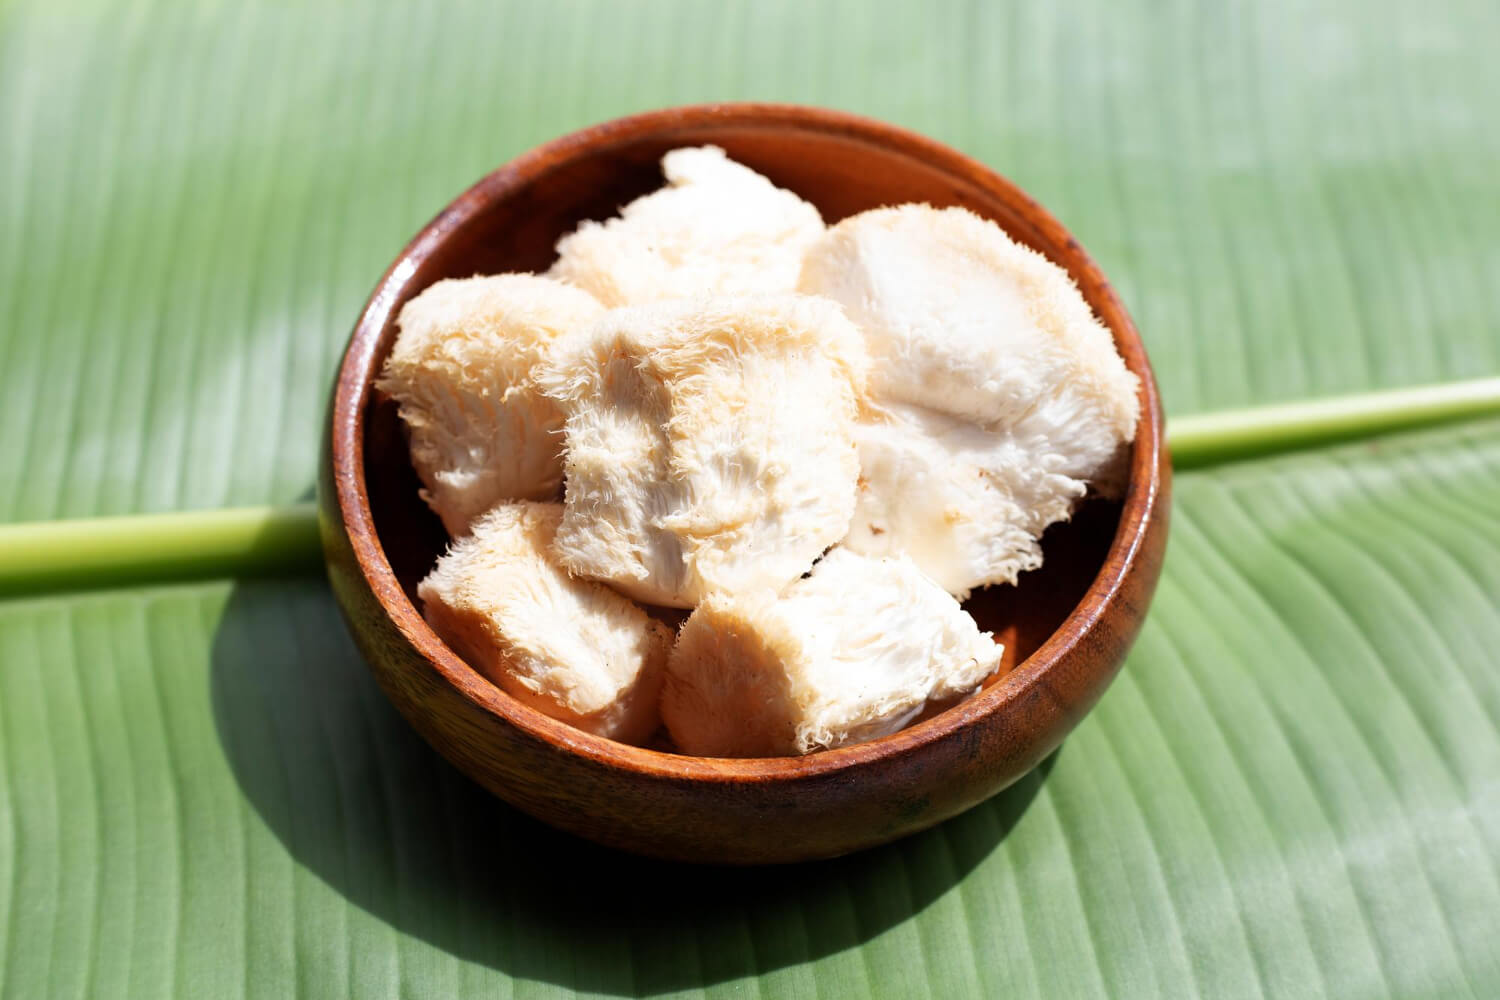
[
  {"x1": 549, "y1": 145, "x2": 824, "y2": 307},
  {"x1": 845, "y1": 399, "x2": 1089, "y2": 597},
  {"x1": 377, "y1": 275, "x2": 604, "y2": 536},
  {"x1": 663, "y1": 548, "x2": 1004, "y2": 757},
  {"x1": 538, "y1": 295, "x2": 868, "y2": 608},
  {"x1": 800, "y1": 205, "x2": 1139, "y2": 595},
  {"x1": 418, "y1": 502, "x2": 672, "y2": 745}
]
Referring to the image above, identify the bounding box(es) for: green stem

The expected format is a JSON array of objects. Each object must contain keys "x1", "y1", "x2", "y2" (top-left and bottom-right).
[
  {"x1": 1167, "y1": 375, "x2": 1500, "y2": 469},
  {"x1": 0, "y1": 503, "x2": 322, "y2": 597},
  {"x1": 0, "y1": 377, "x2": 1497, "y2": 594}
]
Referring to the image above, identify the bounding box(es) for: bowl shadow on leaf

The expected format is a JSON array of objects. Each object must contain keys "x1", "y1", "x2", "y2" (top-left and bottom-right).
[{"x1": 208, "y1": 577, "x2": 1060, "y2": 993}]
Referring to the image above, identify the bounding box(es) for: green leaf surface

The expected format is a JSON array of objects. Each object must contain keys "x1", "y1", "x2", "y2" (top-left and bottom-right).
[
  {"x1": 2, "y1": 0, "x2": 1498, "y2": 521},
  {"x1": 4, "y1": 0, "x2": 1500, "y2": 997},
  {"x1": 4, "y1": 424, "x2": 1500, "y2": 999}
]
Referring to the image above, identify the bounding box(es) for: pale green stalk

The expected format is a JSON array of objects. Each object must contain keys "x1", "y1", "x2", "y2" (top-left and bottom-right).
[
  {"x1": 0, "y1": 503, "x2": 322, "y2": 595},
  {"x1": 0, "y1": 377, "x2": 1497, "y2": 593},
  {"x1": 1168, "y1": 376, "x2": 1500, "y2": 469}
]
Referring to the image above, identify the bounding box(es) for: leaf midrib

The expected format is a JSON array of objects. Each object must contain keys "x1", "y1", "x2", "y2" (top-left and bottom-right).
[{"x1": 1, "y1": 375, "x2": 1496, "y2": 596}]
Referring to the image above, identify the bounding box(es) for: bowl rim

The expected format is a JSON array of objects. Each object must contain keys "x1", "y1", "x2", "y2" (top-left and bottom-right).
[{"x1": 329, "y1": 101, "x2": 1165, "y2": 784}]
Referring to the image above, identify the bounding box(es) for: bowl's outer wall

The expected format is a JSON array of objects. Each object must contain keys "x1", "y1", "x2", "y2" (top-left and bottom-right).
[{"x1": 320, "y1": 105, "x2": 1170, "y2": 864}]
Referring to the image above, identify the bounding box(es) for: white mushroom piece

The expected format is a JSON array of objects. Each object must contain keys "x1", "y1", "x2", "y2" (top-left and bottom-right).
[
  {"x1": 418, "y1": 502, "x2": 672, "y2": 745},
  {"x1": 799, "y1": 205, "x2": 1140, "y2": 598},
  {"x1": 663, "y1": 548, "x2": 1004, "y2": 757},
  {"x1": 548, "y1": 145, "x2": 825, "y2": 306},
  {"x1": 377, "y1": 274, "x2": 604, "y2": 537},
  {"x1": 537, "y1": 294, "x2": 869, "y2": 608}
]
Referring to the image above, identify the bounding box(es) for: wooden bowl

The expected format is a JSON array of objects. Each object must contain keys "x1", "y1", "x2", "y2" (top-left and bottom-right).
[{"x1": 319, "y1": 103, "x2": 1169, "y2": 864}]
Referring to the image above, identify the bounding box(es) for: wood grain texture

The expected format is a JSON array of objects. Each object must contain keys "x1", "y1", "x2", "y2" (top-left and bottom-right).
[{"x1": 319, "y1": 104, "x2": 1169, "y2": 863}]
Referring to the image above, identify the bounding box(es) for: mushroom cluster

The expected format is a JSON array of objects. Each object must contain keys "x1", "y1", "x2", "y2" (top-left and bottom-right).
[{"x1": 379, "y1": 147, "x2": 1138, "y2": 757}]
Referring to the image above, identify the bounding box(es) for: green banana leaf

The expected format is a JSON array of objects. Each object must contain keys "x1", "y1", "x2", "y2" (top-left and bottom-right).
[{"x1": 2, "y1": 0, "x2": 1498, "y2": 997}]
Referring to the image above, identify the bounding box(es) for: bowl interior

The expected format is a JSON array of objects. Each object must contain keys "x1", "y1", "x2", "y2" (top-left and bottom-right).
[{"x1": 360, "y1": 113, "x2": 1129, "y2": 713}]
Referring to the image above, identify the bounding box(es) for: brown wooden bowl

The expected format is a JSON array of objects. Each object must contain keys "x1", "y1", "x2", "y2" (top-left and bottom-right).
[{"x1": 319, "y1": 103, "x2": 1170, "y2": 864}]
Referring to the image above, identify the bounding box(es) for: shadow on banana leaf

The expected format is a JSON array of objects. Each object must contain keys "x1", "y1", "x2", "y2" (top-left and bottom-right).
[{"x1": 210, "y1": 578, "x2": 1054, "y2": 994}]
